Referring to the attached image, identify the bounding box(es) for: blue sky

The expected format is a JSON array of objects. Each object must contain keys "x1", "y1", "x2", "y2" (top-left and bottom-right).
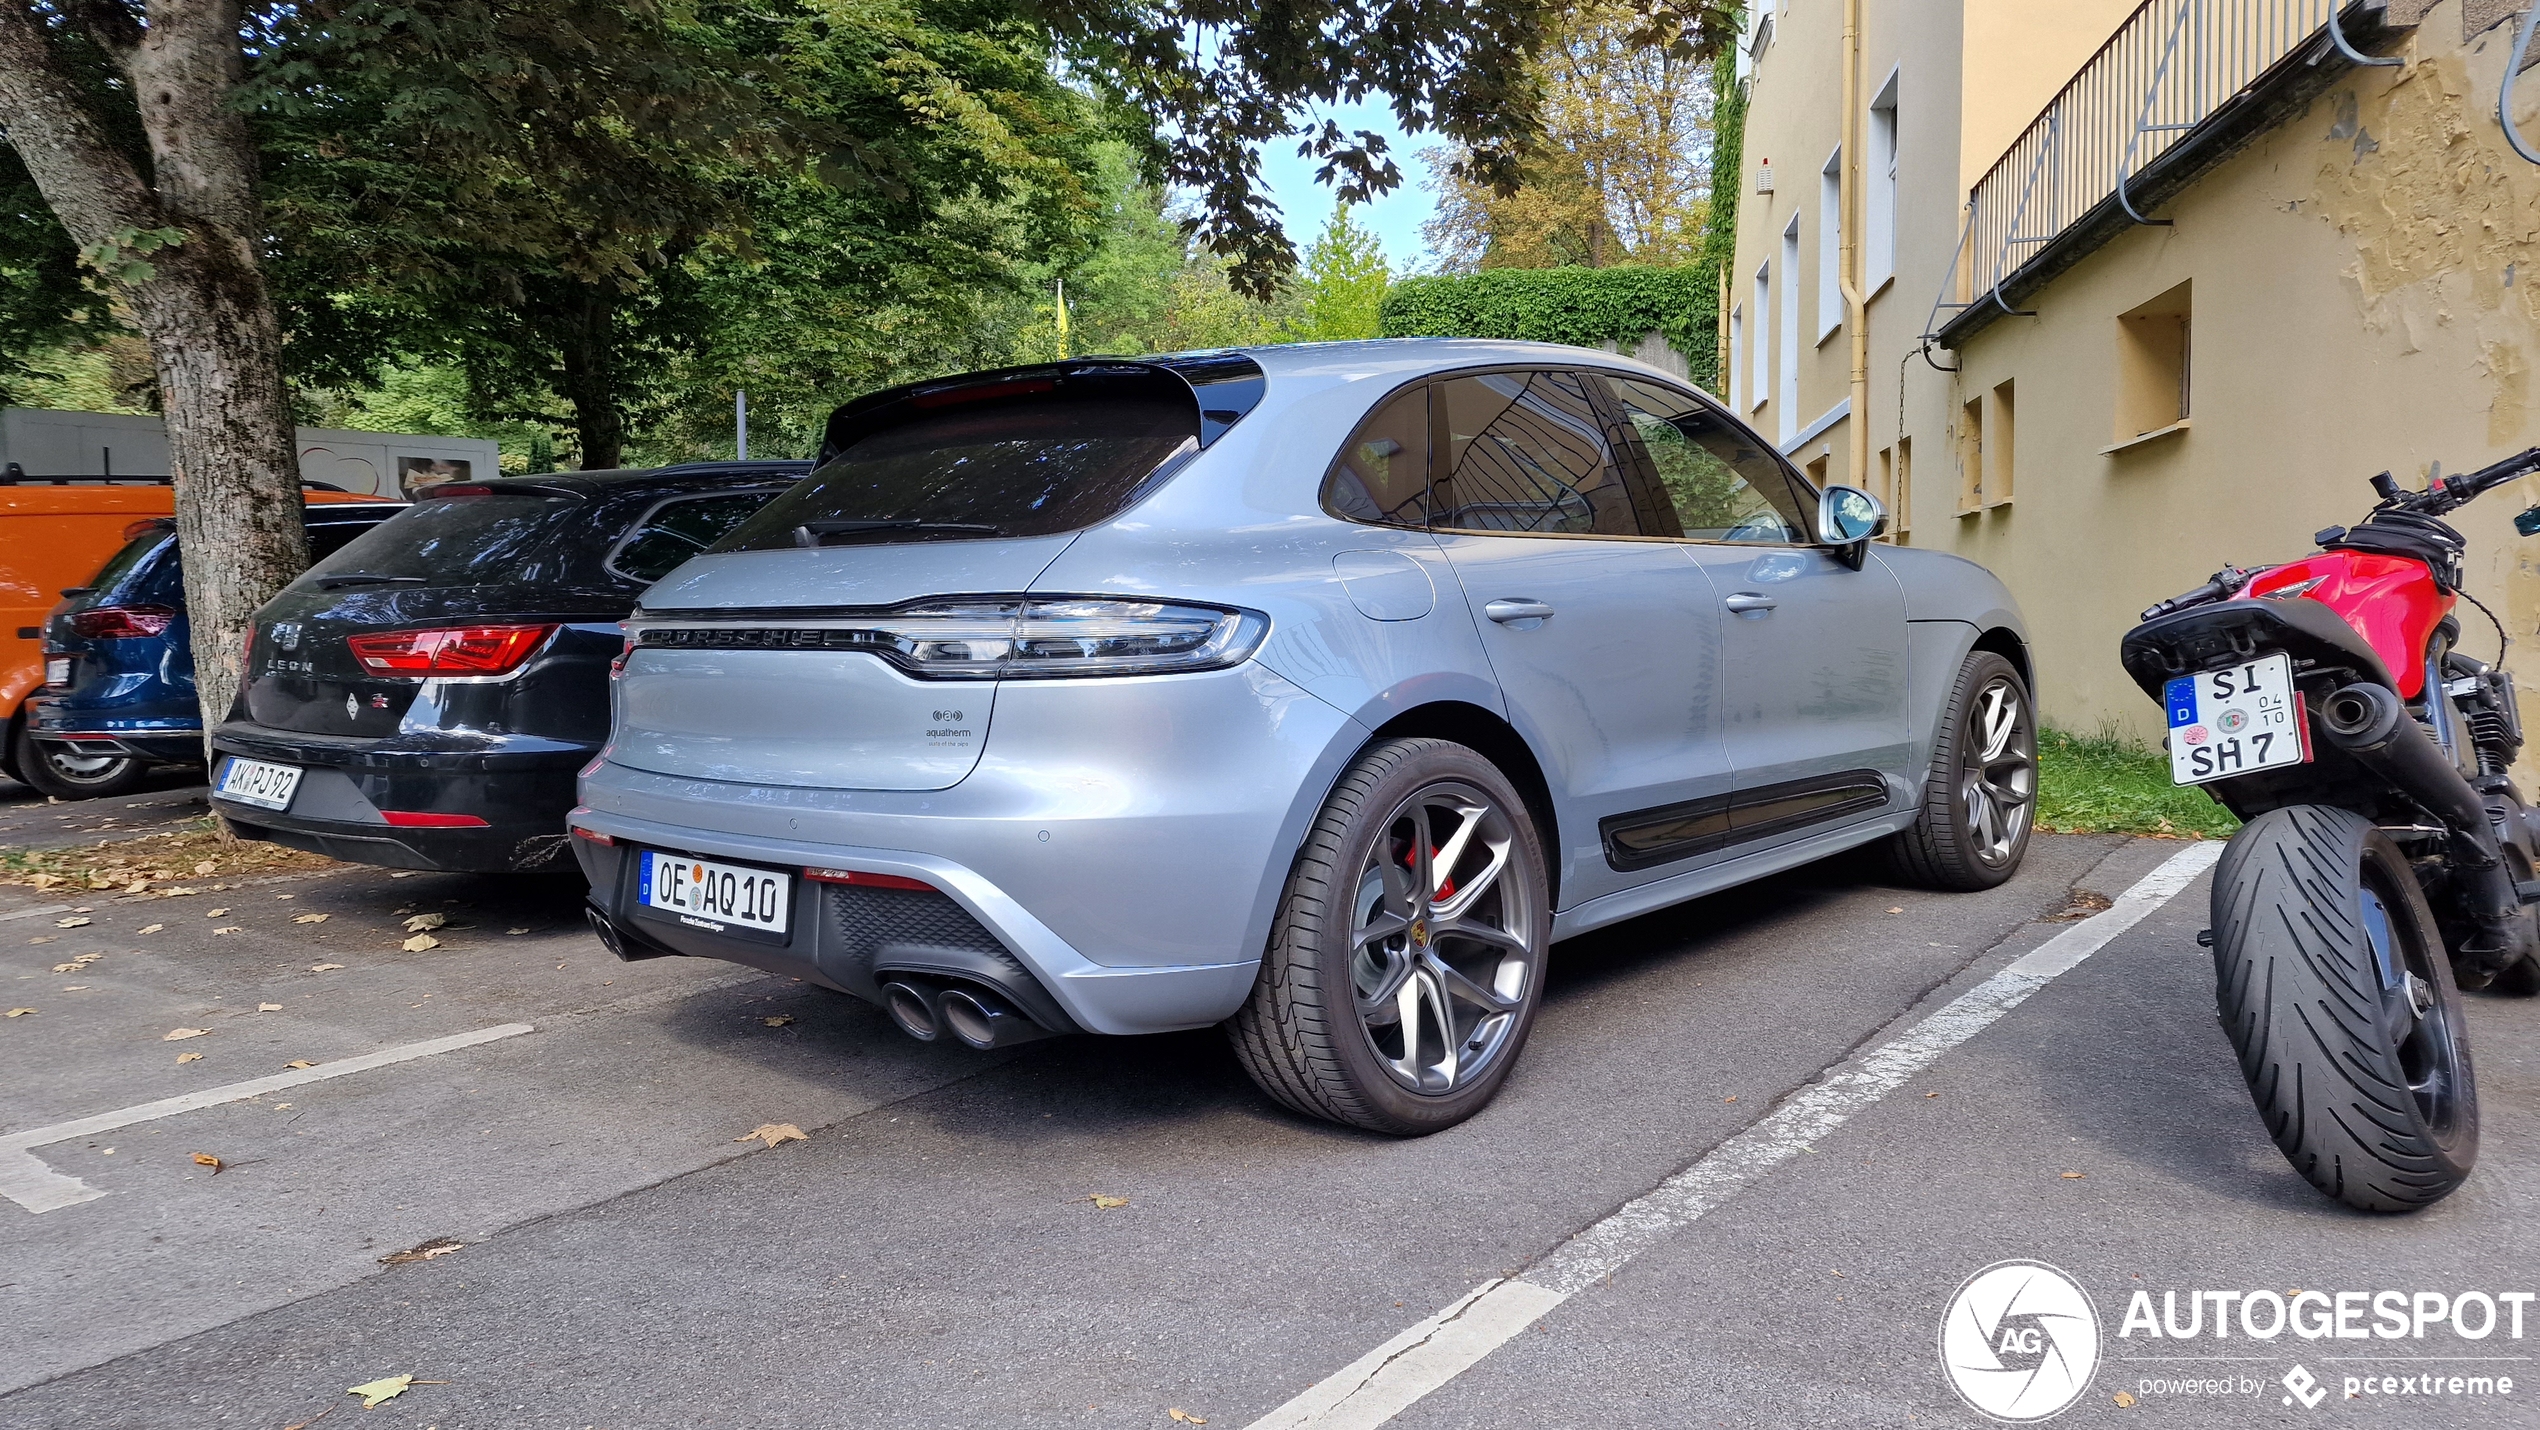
[{"x1": 1251, "y1": 98, "x2": 1438, "y2": 274}]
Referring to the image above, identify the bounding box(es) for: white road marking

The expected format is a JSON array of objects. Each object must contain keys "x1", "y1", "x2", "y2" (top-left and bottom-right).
[
  {"x1": 0, "y1": 903, "x2": 78, "y2": 923},
  {"x1": 0, "y1": 1022, "x2": 535, "y2": 1213},
  {"x1": 1246, "y1": 840, "x2": 2225, "y2": 1430}
]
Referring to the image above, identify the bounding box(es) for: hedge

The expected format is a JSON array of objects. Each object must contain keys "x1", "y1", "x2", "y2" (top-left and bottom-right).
[{"x1": 1378, "y1": 266, "x2": 1711, "y2": 367}]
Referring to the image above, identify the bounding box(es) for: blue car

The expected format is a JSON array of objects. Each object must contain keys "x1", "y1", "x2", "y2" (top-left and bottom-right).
[{"x1": 29, "y1": 501, "x2": 405, "y2": 797}]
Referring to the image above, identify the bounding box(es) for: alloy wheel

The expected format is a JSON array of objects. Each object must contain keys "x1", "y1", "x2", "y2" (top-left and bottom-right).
[
  {"x1": 1958, "y1": 675, "x2": 2035, "y2": 866},
  {"x1": 41, "y1": 744, "x2": 133, "y2": 786},
  {"x1": 1347, "y1": 781, "x2": 1539, "y2": 1096},
  {"x1": 2360, "y1": 871, "x2": 2467, "y2": 1137}
]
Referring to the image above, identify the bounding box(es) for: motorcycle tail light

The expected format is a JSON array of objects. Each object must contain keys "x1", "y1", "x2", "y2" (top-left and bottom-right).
[
  {"x1": 348, "y1": 624, "x2": 556, "y2": 676},
  {"x1": 68, "y1": 605, "x2": 177, "y2": 638}
]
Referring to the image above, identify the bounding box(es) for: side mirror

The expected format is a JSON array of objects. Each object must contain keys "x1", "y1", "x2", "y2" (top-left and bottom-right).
[{"x1": 1818, "y1": 485, "x2": 1888, "y2": 544}]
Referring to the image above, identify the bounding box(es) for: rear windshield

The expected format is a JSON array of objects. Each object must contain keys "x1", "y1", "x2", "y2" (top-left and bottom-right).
[
  {"x1": 714, "y1": 396, "x2": 1200, "y2": 552},
  {"x1": 304, "y1": 494, "x2": 592, "y2": 588},
  {"x1": 85, "y1": 530, "x2": 170, "y2": 598}
]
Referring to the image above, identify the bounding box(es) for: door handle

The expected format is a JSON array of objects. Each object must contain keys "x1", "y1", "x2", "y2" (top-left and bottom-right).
[
  {"x1": 1722, "y1": 592, "x2": 1778, "y2": 615},
  {"x1": 1484, "y1": 598, "x2": 1556, "y2": 624}
]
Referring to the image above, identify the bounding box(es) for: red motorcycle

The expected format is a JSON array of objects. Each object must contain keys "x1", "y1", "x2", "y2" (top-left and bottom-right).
[{"x1": 2121, "y1": 449, "x2": 2540, "y2": 1213}]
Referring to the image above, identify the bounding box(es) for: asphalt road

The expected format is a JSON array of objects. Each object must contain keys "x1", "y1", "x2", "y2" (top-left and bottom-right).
[{"x1": 1, "y1": 807, "x2": 2534, "y2": 1429}]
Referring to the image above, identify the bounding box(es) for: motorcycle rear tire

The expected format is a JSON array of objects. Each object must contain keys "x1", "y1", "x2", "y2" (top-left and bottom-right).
[{"x1": 2211, "y1": 804, "x2": 2477, "y2": 1213}]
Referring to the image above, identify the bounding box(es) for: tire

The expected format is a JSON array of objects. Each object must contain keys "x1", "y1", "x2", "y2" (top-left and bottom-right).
[
  {"x1": 2211, "y1": 805, "x2": 2477, "y2": 1213},
  {"x1": 1888, "y1": 650, "x2": 2035, "y2": 891},
  {"x1": 9, "y1": 719, "x2": 150, "y2": 800},
  {"x1": 1228, "y1": 738, "x2": 1551, "y2": 1135}
]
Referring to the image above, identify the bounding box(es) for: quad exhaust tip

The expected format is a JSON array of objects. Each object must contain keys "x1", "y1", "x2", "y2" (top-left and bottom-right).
[
  {"x1": 882, "y1": 981, "x2": 942, "y2": 1042},
  {"x1": 879, "y1": 978, "x2": 1057, "y2": 1050}
]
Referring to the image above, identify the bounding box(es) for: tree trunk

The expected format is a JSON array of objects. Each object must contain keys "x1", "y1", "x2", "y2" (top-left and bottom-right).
[
  {"x1": 553, "y1": 284, "x2": 625, "y2": 469},
  {"x1": 0, "y1": 0, "x2": 306, "y2": 769}
]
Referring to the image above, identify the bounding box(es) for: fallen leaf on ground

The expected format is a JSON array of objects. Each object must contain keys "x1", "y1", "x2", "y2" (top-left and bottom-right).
[
  {"x1": 206, "y1": 908, "x2": 228, "y2": 917},
  {"x1": 309, "y1": 962, "x2": 344, "y2": 972},
  {"x1": 54, "y1": 917, "x2": 89, "y2": 928},
  {"x1": 2113, "y1": 1390, "x2": 2137, "y2": 1408},
  {"x1": 403, "y1": 912, "x2": 447, "y2": 933},
  {"x1": 137, "y1": 924, "x2": 162, "y2": 934},
  {"x1": 402, "y1": 934, "x2": 441, "y2": 951},
  {"x1": 1886, "y1": 905, "x2": 1904, "y2": 914},
  {"x1": 1723, "y1": 1095, "x2": 1737, "y2": 1103},
  {"x1": 2061, "y1": 1171, "x2": 2087, "y2": 1179},
  {"x1": 28, "y1": 873, "x2": 62, "y2": 889},
  {"x1": 285, "y1": 1059, "x2": 316, "y2": 1069},
  {"x1": 191, "y1": 1152, "x2": 223, "y2": 1172},
  {"x1": 507, "y1": 927, "x2": 527, "y2": 935},
  {"x1": 163, "y1": 1027, "x2": 208, "y2": 1041},
  {"x1": 762, "y1": 1015, "x2": 793, "y2": 1027},
  {"x1": 345, "y1": 1375, "x2": 414, "y2": 1408},
  {"x1": 292, "y1": 913, "x2": 329, "y2": 924},
  {"x1": 193, "y1": 861, "x2": 216, "y2": 876},
  {"x1": 123, "y1": 878, "x2": 147, "y2": 892},
  {"x1": 176, "y1": 1052, "x2": 202, "y2": 1063},
  {"x1": 389, "y1": 871, "x2": 414, "y2": 878},
  {"x1": 1168, "y1": 1411, "x2": 1207, "y2": 1425},
  {"x1": 736, "y1": 1123, "x2": 807, "y2": 1148},
  {"x1": 213, "y1": 927, "x2": 243, "y2": 936},
  {"x1": 51, "y1": 962, "x2": 81, "y2": 973},
  {"x1": 258, "y1": 1003, "x2": 284, "y2": 1012},
  {"x1": 380, "y1": 1238, "x2": 464, "y2": 1264},
  {"x1": 1082, "y1": 1194, "x2": 1128, "y2": 1210},
  {"x1": 5, "y1": 1008, "x2": 32, "y2": 1018}
]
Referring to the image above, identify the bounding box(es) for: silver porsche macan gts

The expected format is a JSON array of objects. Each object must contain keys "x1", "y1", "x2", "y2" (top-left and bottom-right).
[{"x1": 572, "y1": 339, "x2": 2035, "y2": 1133}]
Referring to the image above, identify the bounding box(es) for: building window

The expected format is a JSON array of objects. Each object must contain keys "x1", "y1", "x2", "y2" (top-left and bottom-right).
[
  {"x1": 1730, "y1": 306, "x2": 1745, "y2": 411},
  {"x1": 1988, "y1": 379, "x2": 2015, "y2": 507},
  {"x1": 1805, "y1": 451, "x2": 1831, "y2": 490},
  {"x1": 1958, "y1": 397, "x2": 1984, "y2": 514},
  {"x1": 1818, "y1": 148, "x2": 1844, "y2": 342},
  {"x1": 2115, "y1": 281, "x2": 2192, "y2": 443},
  {"x1": 1868, "y1": 70, "x2": 1899, "y2": 292},
  {"x1": 1751, "y1": 268, "x2": 1771, "y2": 414},
  {"x1": 1779, "y1": 216, "x2": 1801, "y2": 444}
]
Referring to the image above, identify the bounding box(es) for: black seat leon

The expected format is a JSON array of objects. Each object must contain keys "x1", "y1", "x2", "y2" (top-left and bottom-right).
[{"x1": 212, "y1": 461, "x2": 810, "y2": 872}]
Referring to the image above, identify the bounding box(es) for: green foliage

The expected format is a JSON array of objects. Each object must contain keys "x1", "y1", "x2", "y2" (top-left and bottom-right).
[
  {"x1": 1682, "y1": 49, "x2": 1745, "y2": 392},
  {"x1": 2035, "y1": 727, "x2": 2241, "y2": 840},
  {"x1": 1379, "y1": 265, "x2": 1709, "y2": 359},
  {"x1": 297, "y1": 362, "x2": 556, "y2": 473},
  {"x1": 1289, "y1": 205, "x2": 1390, "y2": 342}
]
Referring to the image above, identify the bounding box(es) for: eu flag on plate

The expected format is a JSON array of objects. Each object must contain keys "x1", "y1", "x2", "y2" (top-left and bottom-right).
[{"x1": 2164, "y1": 675, "x2": 2197, "y2": 727}]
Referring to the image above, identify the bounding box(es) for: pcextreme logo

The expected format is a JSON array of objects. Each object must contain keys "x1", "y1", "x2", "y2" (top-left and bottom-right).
[{"x1": 1939, "y1": 1260, "x2": 2101, "y2": 1422}]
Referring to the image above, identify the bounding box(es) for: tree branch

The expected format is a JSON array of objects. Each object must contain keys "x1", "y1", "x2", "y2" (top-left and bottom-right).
[{"x1": 0, "y1": 0, "x2": 163, "y2": 251}]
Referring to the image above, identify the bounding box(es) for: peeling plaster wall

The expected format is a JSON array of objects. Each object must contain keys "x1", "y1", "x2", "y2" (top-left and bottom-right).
[{"x1": 1941, "y1": 0, "x2": 2540, "y2": 787}]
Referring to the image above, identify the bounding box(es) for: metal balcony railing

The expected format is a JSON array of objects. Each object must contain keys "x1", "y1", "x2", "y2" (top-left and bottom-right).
[{"x1": 1933, "y1": 0, "x2": 2399, "y2": 342}]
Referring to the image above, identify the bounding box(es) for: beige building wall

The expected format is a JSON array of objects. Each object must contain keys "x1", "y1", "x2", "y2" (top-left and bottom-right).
[
  {"x1": 1732, "y1": 0, "x2": 2540, "y2": 787},
  {"x1": 1958, "y1": 0, "x2": 2151, "y2": 189}
]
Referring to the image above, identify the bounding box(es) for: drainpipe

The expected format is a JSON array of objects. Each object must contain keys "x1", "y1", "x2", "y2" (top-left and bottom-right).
[{"x1": 1840, "y1": 0, "x2": 1871, "y2": 490}]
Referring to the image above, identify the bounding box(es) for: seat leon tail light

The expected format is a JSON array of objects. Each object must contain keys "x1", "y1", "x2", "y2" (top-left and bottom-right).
[{"x1": 348, "y1": 624, "x2": 557, "y2": 676}]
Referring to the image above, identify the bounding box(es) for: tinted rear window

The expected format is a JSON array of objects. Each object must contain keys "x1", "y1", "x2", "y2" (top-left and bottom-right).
[
  {"x1": 304, "y1": 494, "x2": 591, "y2": 588},
  {"x1": 606, "y1": 488, "x2": 787, "y2": 583},
  {"x1": 715, "y1": 396, "x2": 1199, "y2": 552},
  {"x1": 86, "y1": 531, "x2": 170, "y2": 597}
]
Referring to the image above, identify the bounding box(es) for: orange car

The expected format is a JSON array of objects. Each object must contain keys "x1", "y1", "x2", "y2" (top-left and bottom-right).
[{"x1": 2, "y1": 475, "x2": 393, "y2": 795}]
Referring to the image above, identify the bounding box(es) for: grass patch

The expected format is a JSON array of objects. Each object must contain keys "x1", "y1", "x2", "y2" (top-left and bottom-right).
[
  {"x1": 2036, "y1": 726, "x2": 2240, "y2": 840},
  {"x1": 0, "y1": 816, "x2": 340, "y2": 891}
]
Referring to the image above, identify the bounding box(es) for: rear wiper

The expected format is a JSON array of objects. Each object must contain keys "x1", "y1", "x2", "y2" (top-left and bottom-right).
[
  {"x1": 314, "y1": 573, "x2": 429, "y2": 590},
  {"x1": 791, "y1": 519, "x2": 1000, "y2": 547}
]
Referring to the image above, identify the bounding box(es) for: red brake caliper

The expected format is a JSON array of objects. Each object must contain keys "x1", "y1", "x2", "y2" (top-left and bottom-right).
[{"x1": 1405, "y1": 845, "x2": 1456, "y2": 901}]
